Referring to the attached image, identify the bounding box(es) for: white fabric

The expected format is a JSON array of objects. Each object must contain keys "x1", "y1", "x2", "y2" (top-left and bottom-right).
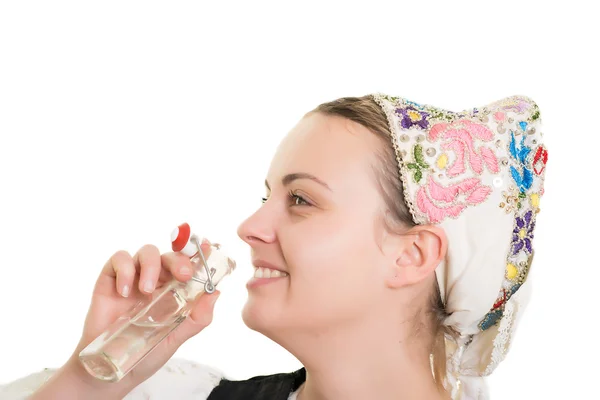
[
  {"x1": 372, "y1": 94, "x2": 547, "y2": 399},
  {"x1": 288, "y1": 388, "x2": 300, "y2": 400},
  {"x1": 0, "y1": 359, "x2": 301, "y2": 399},
  {"x1": 0, "y1": 359, "x2": 223, "y2": 400}
]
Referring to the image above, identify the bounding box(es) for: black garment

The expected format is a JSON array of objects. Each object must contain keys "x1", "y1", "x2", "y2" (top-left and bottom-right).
[{"x1": 207, "y1": 367, "x2": 306, "y2": 400}]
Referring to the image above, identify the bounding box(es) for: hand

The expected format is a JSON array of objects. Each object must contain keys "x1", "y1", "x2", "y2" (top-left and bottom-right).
[{"x1": 67, "y1": 243, "x2": 220, "y2": 395}]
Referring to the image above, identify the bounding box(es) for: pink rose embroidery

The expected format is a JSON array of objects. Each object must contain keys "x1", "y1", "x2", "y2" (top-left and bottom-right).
[
  {"x1": 416, "y1": 175, "x2": 492, "y2": 223},
  {"x1": 429, "y1": 119, "x2": 499, "y2": 177}
]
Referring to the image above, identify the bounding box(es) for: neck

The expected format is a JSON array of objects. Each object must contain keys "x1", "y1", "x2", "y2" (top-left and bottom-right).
[{"x1": 276, "y1": 314, "x2": 449, "y2": 400}]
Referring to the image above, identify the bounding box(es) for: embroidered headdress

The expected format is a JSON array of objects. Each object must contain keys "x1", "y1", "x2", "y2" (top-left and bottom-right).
[{"x1": 372, "y1": 94, "x2": 547, "y2": 400}]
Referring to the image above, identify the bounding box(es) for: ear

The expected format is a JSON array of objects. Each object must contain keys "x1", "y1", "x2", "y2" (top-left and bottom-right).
[{"x1": 385, "y1": 225, "x2": 447, "y2": 289}]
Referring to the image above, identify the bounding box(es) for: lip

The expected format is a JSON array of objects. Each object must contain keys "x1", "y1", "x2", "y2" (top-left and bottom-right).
[{"x1": 246, "y1": 276, "x2": 288, "y2": 289}]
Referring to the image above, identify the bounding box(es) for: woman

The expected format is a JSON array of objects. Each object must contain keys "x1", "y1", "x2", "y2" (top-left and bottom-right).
[{"x1": 1, "y1": 93, "x2": 547, "y2": 399}]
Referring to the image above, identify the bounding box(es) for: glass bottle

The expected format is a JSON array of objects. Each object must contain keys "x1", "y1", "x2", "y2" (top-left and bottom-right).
[{"x1": 78, "y1": 223, "x2": 236, "y2": 382}]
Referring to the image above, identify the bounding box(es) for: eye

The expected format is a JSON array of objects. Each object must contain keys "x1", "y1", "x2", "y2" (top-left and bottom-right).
[
  {"x1": 261, "y1": 192, "x2": 311, "y2": 206},
  {"x1": 289, "y1": 190, "x2": 310, "y2": 206}
]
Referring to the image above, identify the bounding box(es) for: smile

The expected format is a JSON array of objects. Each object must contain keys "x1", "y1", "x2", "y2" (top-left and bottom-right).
[
  {"x1": 246, "y1": 267, "x2": 290, "y2": 289},
  {"x1": 253, "y1": 267, "x2": 289, "y2": 279}
]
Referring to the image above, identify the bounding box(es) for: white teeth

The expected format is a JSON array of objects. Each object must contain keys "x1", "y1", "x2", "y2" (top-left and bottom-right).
[{"x1": 253, "y1": 267, "x2": 288, "y2": 279}]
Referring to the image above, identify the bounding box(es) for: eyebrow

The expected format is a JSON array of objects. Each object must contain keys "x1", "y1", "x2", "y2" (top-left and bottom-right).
[{"x1": 265, "y1": 173, "x2": 332, "y2": 191}]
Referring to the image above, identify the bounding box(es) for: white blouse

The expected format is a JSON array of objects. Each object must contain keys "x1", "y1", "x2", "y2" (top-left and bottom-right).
[{"x1": 0, "y1": 358, "x2": 301, "y2": 399}]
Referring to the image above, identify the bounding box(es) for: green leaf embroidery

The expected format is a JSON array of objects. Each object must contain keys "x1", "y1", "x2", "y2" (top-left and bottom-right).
[
  {"x1": 414, "y1": 169, "x2": 423, "y2": 183},
  {"x1": 405, "y1": 162, "x2": 423, "y2": 183},
  {"x1": 530, "y1": 108, "x2": 540, "y2": 121},
  {"x1": 414, "y1": 144, "x2": 430, "y2": 169}
]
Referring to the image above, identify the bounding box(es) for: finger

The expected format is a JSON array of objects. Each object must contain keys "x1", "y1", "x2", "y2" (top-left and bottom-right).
[
  {"x1": 134, "y1": 244, "x2": 162, "y2": 294},
  {"x1": 161, "y1": 239, "x2": 213, "y2": 282},
  {"x1": 173, "y1": 290, "x2": 220, "y2": 344},
  {"x1": 188, "y1": 290, "x2": 220, "y2": 326},
  {"x1": 160, "y1": 252, "x2": 194, "y2": 282},
  {"x1": 102, "y1": 250, "x2": 136, "y2": 297}
]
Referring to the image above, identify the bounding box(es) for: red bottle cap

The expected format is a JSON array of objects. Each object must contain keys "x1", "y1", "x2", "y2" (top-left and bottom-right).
[{"x1": 171, "y1": 223, "x2": 198, "y2": 257}]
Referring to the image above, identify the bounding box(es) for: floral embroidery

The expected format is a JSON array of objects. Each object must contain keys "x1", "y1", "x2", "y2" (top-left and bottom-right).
[
  {"x1": 509, "y1": 131, "x2": 533, "y2": 193},
  {"x1": 500, "y1": 99, "x2": 532, "y2": 114},
  {"x1": 426, "y1": 106, "x2": 459, "y2": 123},
  {"x1": 429, "y1": 119, "x2": 499, "y2": 177},
  {"x1": 532, "y1": 146, "x2": 548, "y2": 175},
  {"x1": 437, "y1": 153, "x2": 448, "y2": 169},
  {"x1": 479, "y1": 289, "x2": 511, "y2": 329},
  {"x1": 382, "y1": 94, "x2": 458, "y2": 123},
  {"x1": 528, "y1": 102, "x2": 541, "y2": 122},
  {"x1": 506, "y1": 263, "x2": 518, "y2": 280},
  {"x1": 374, "y1": 93, "x2": 548, "y2": 377},
  {"x1": 529, "y1": 193, "x2": 540, "y2": 211},
  {"x1": 518, "y1": 121, "x2": 528, "y2": 131},
  {"x1": 479, "y1": 280, "x2": 523, "y2": 330},
  {"x1": 394, "y1": 105, "x2": 430, "y2": 130},
  {"x1": 478, "y1": 254, "x2": 532, "y2": 331},
  {"x1": 479, "y1": 308, "x2": 504, "y2": 330},
  {"x1": 408, "y1": 118, "x2": 501, "y2": 223},
  {"x1": 493, "y1": 290, "x2": 508, "y2": 309},
  {"x1": 416, "y1": 176, "x2": 491, "y2": 224},
  {"x1": 374, "y1": 93, "x2": 548, "y2": 345},
  {"x1": 479, "y1": 111, "x2": 545, "y2": 331},
  {"x1": 406, "y1": 144, "x2": 430, "y2": 183},
  {"x1": 511, "y1": 210, "x2": 535, "y2": 255}
]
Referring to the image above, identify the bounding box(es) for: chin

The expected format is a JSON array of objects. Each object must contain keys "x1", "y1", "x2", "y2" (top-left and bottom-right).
[{"x1": 241, "y1": 296, "x2": 286, "y2": 335}]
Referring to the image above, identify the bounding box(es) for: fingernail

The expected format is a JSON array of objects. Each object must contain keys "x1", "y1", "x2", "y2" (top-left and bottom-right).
[
  {"x1": 180, "y1": 266, "x2": 192, "y2": 276},
  {"x1": 143, "y1": 280, "x2": 154, "y2": 293},
  {"x1": 122, "y1": 285, "x2": 130, "y2": 297}
]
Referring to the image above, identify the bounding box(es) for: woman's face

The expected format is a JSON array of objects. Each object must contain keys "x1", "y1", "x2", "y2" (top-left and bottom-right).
[{"x1": 238, "y1": 112, "x2": 396, "y2": 336}]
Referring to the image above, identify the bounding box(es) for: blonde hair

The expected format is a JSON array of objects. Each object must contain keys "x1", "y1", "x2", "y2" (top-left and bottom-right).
[{"x1": 308, "y1": 95, "x2": 452, "y2": 392}]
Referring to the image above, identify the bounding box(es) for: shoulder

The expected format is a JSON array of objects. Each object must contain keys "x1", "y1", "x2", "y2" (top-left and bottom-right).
[
  {"x1": 0, "y1": 359, "x2": 225, "y2": 400},
  {"x1": 208, "y1": 367, "x2": 305, "y2": 400}
]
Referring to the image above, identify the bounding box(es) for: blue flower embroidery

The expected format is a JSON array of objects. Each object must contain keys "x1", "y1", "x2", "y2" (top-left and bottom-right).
[{"x1": 509, "y1": 131, "x2": 533, "y2": 193}]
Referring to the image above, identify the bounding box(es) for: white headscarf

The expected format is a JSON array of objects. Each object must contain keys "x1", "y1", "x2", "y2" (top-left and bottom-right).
[{"x1": 373, "y1": 94, "x2": 547, "y2": 400}]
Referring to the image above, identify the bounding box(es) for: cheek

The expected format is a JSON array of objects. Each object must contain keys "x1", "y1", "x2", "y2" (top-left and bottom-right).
[{"x1": 281, "y1": 212, "x2": 383, "y2": 301}]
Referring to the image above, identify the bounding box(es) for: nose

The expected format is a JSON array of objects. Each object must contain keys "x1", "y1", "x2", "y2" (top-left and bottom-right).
[{"x1": 237, "y1": 204, "x2": 277, "y2": 246}]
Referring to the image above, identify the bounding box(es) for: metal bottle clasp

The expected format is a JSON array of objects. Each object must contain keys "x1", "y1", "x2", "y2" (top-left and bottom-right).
[{"x1": 190, "y1": 235, "x2": 216, "y2": 294}]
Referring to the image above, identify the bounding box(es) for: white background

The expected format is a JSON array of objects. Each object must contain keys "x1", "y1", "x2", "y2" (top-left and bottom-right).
[{"x1": 0, "y1": 1, "x2": 597, "y2": 398}]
